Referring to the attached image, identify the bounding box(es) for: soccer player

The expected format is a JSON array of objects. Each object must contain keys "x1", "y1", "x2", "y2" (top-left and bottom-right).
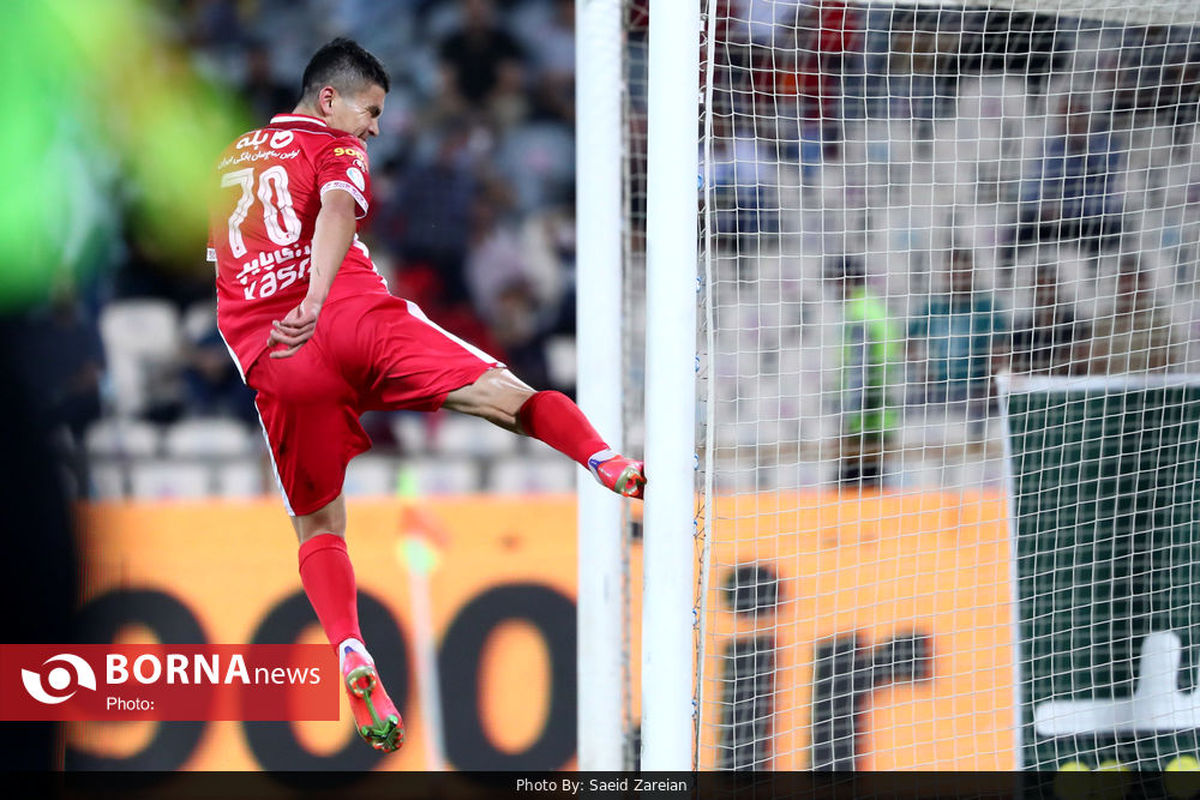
[{"x1": 208, "y1": 38, "x2": 645, "y2": 753}]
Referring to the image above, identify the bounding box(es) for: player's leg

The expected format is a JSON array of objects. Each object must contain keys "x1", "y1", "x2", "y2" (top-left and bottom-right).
[
  {"x1": 292, "y1": 495, "x2": 403, "y2": 753},
  {"x1": 250, "y1": 347, "x2": 403, "y2": 753},
  {"x1": 442, "y1": 367, "x2": 647, "y2": 498},
  {"x1": 352, "y1": 295, "x2": 646, "y2": 497}
]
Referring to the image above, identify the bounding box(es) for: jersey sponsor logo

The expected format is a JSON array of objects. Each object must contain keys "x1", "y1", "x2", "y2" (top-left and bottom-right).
[
  {"x1": 346, "y1": 166, "x2": 365, "y2": 191},
  {"x1": 332, "y1": 145, "x2": 366, "y2": 163},
  {"x1": 268, "y1": 130, "x2": 295, "y2": 149},
  {"x1": 233, "y1": 244, "x2": 312, "y2": 301},
  {"x1": 217, "y1": 148, "x2": 299, "y2": 170},
  {"x1": 236, "y1": 130, "x2": 271, "y2": 150}
]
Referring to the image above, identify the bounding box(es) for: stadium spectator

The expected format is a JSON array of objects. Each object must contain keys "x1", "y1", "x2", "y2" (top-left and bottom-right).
[
  {"x1": 465, "y1": 196, "x2": 559, "y2": 330},
  {"x1": 12, "y1": 283, "x2": 106, "y2": 495},
  {"x1": 389, "y1": 120, "x2": 488, "y2": 308},
  {"x1": 435, "y1": 0, "x2": 528, "y2": 129},
  {"x1": 178, "y1": 0, "x2": 246, "y2": 53},
  {"x1": 522, "y1": 0, "x2": 575, "y2": 124},
  {"x1": 751, "y1": 0, "x2": 861, "y2": 147},
  {"x1": 181, "y1": 322, "x2": 258, "y2": 424},
  {"x1": 14, "y1": 283, "x2": 105, "y2": 444},
  {"x1": 1010, "y1": 267, "x2": 1090, "y2": 375},
  {"x1": 488, "y1": 278, "x2": 553, "y2": 392},
  {"x1": 207, "y1": 39, "x2": 644, "y2": 755},
  {"x1": 1087, "y1": 258, "x2": 1185, "y2": 374},
  {"x1": 909, "y1": 249, "x2": 1011, "y2": 428},
  {"x1": 882, "y1": 17, "x2": 945, "y2": 128},
  {"x1": 828, "y1": 256, "x2": 903, "y2": 487},
  {"x1": 706, "y1": 111, "x2": 780, "y2": 250},
  {"x1": 239, "y1": 39, "x2": 295, "y2": 121},
  {"x1": 519, "y1": 190, "x2": 574, "y2": 337},
  {"x1": 1017, "y1": 99, "x2": 1125, "y2": 253}
]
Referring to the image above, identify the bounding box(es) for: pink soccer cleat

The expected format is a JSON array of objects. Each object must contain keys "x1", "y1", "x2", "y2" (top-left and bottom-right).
[
  {"x1": 588, "y1": 452, "x2": 646, "y2": 499},
  {"x1": 341, "y1": 646, "x2": 404, "y2": 753}
]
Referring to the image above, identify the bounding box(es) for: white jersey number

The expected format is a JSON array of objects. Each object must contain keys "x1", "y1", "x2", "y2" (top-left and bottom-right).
[{"x1": 220, "y1": 166, "x2": 303, "y2": 258}]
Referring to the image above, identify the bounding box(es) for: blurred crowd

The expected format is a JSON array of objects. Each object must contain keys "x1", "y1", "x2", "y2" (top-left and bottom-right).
[
  {"x1": 41, "y1": 0, "x2": 1200, "y2": 497},
  {"x1": 695, "y1": 1, "x2": 1200, "y2": 488}
]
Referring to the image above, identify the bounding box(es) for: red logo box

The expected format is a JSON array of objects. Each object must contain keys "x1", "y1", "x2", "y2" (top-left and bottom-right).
[{"x1": 0, "y1": 644, "x2": 338, "y2": 721}]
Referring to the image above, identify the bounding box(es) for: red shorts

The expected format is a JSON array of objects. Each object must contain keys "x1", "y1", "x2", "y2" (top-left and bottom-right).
[{"x1": 247, "y1": 294, "x2": 502, "y2": 516}]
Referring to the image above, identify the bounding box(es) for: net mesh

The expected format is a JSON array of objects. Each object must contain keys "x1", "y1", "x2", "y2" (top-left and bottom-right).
[
  {"x1": 1007, "y1": 376, "x2": 1200, "y2": 771},
  {"x1": 622, "y1": 0, "x2": 1200, "y2": 771},
  {"x1": 622, "y1": 0, "x2": 650, "y2": 769}
]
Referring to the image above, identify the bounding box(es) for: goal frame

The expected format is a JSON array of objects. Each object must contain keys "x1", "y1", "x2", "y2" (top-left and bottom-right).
[{"x1": 579, "y1": 0, "x2": 1200, "y2": 772}]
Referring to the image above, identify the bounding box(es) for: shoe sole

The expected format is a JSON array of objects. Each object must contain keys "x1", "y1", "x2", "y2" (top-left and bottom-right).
[
  {"x1": 615, "y1": 465, "x2": 646, "y2": 498},
  {"x1": 345, "y1": 664, "x2": 404, "y2": 753}
]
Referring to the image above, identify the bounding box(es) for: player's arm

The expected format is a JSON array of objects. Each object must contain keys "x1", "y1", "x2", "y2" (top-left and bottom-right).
[{"x1": 267, "y1": 188, "x2": 358, "y2": 358}]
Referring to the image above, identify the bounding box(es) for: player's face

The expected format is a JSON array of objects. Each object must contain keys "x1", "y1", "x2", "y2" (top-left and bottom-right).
[{"x1": 328, "y1": 83, "x2": 386, "y2": 143}]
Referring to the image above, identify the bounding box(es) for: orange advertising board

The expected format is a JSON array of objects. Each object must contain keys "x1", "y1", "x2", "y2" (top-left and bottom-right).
[
  {"x1": 697, "y1": 492, "x2": 1015, "y2": 770},
  {"x1": 69, "y1": 492, "x2": 1014, "y2": 770},
  {"x1": 71, "y1": 498, "x2": 582, "y2": 771}
]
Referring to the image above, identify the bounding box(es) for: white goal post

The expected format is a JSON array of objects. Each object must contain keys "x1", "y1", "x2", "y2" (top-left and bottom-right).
[
  {"x1": 577, "y1": 0, "x2": 701, "y2": 772},
  {"x1": 576, "y1": 0, "x2": 627, "y2": 772}
]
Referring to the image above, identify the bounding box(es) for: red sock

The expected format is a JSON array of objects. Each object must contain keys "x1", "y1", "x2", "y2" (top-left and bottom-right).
[
  {"x1": 298, "y1": 534, "x2": 363, "y2": 656},
  {"x1": 517, "y1": 390, "x2": 610, "y2": 467}
]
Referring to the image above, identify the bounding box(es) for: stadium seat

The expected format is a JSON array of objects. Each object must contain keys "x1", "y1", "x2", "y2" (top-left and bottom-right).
[
  {"x1": 163, "y1": 418, "x2": 256, "y2": 459},
  {"x1": 343, "y1": 455, "x2": 396, "y2": 496},
  {"x1": 214, "y1": 458, "x2": 265, "y2": 499},
  {"x1": 389, "y1": 412, "x2": 430, "y2": 455},
  {"x1": 544, "y1": 335, "x2": 577, "y2": 390},
  {"x1": 430, "y1": 414, "x2": 518, "y2": 457},
  {"x1": 941, "y1": 458, "x2": 991, "y2": 490},
  {"x1": 84, "y1": 418, "x2": 161, "y2": 458},
  {"x1": 182, "y1": 300, "x2": 217, "y2": 343},
  {"x1": 89, "y1": 460, "x2": 127, "y2": 500},
  {"x1": 130, "y1": 460, "x2": 211, "y2": 499},
  {"x1": 401, "y1": 458, "x2": 481, "y2": 495},
  {"x1": 99, "y1": 299, "x2": 183, "y2": 416},
  {"x1": 890, "y1": 456, "x2": 943, "y2": 490},
  {"x1": 763, "y1": 459, "x2": 835, "y2": 491},
  {"x1": 488, "y1": 456, "x2": 576, "y2": 494},
  {"x1": 496, "y1": 122, "x2": 576, "y2": 212}
]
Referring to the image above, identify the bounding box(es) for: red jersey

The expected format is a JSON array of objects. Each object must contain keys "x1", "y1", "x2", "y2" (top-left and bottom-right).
[{"x1": 208, "y1": 113, "x2": 388, "y2": 377}]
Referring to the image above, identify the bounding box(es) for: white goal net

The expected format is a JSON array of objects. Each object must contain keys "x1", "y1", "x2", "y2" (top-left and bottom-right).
[{"x1": 621, "y1": 0, "x2": 1200, "y2": 771}]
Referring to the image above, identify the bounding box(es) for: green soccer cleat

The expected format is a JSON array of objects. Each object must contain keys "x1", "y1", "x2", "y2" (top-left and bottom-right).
[{"x1": 342, "y1": 647, "x2": 404, "y2": 753}]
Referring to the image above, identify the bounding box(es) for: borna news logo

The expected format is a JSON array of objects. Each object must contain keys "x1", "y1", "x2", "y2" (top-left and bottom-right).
[
  {"x1": 21, "y1": 653, "x2": 97, "y2": 704},
  {"x1": 0, "y1": 644, "x2": 338, "y2": 721}
]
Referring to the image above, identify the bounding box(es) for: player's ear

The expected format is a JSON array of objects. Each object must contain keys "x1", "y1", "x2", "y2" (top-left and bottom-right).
[{"x1": 319, "y1": 86, "x2": 336, "y2": 114}]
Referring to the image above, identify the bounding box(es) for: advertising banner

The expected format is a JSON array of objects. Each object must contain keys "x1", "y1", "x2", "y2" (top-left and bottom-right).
[
  {"x1": 65, "y1": 492, "x2": 1014, "y2": 770},
  {"x1": 698, "y1": 491, "x2": 1015, "y2": 770},
  {"x1": 70, "y1": 498, "x2": 580, "y2": 771}
]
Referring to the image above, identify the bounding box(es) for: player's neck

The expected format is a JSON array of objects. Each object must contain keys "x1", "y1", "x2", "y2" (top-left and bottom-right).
[{"x1": 290, "y1": 103, "x2": 326, "y2": 123}]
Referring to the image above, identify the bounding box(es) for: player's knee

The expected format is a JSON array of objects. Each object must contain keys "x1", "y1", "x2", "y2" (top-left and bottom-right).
[
  {"x1": 481, "y1": 368, "x2": 534, "y2": 399},
  {"x1": 292, "y1": 495, "x2": 347, "y2": 543},
  {"x1": 448, "y1": 368, "x2": 533, "y2": 427},
  {"x1": 488, "y1": 371, "x2": 535, "y2": 428},
  {"x1": 296, "y1": 527, "x2": 345, "y2": 545}
]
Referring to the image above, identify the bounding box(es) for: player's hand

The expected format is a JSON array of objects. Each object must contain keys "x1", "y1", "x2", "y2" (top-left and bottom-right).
[{"x1": 267, "y1": 300, "x2": 321, "y2": 358}]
